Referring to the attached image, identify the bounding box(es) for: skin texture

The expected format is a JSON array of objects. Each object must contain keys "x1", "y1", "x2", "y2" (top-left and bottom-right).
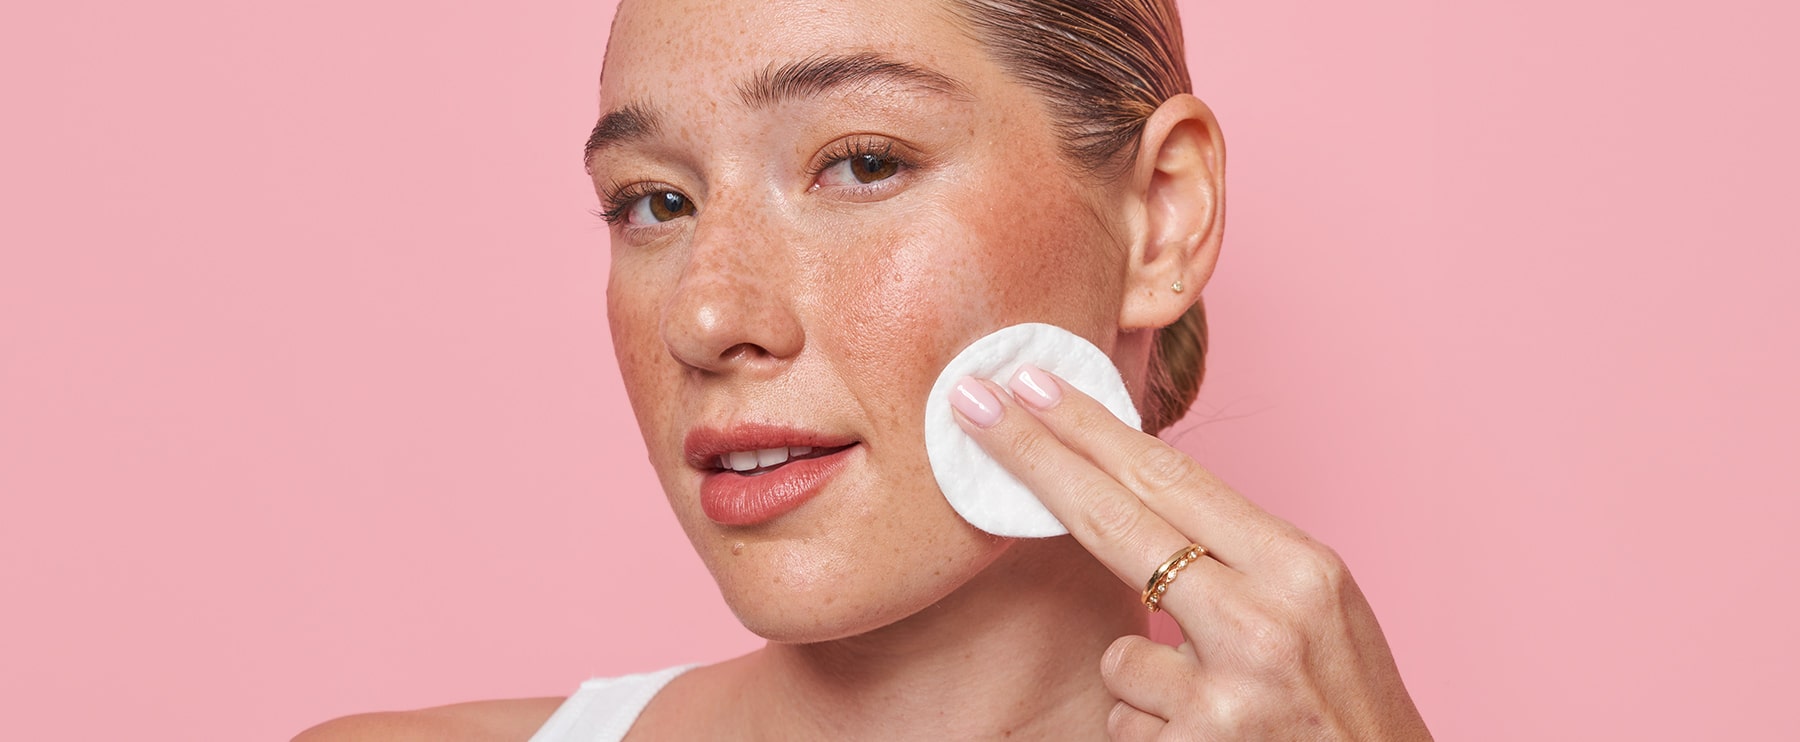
[
  {"x1": 294, "y1": 0, "x2": 1431, "y2": 739},
  {"x1": 599, "y1": 0, "x2": 1131, "y2": 646}
]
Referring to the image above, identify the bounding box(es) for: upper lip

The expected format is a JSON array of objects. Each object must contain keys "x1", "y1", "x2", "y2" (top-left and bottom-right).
[{"x1": 683, "y1": 422, "x2": 859, "y2": 470}]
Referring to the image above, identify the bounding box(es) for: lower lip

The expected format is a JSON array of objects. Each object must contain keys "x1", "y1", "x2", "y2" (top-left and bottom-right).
[{"x1": 699, "y1": 445, "x2": 858, "y2": 526}]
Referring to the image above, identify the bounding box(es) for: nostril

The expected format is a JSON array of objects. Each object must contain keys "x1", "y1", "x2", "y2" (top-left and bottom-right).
[{"x1": 719, "y1": 343, "x2": 766, "y2": 362}]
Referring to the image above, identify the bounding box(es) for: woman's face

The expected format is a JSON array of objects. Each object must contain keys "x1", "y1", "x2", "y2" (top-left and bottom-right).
[{"x1": 595, "y1": 0, "x2": 1132, "y2": 641}]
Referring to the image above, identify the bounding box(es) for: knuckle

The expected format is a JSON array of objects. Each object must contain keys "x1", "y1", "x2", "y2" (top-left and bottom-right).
[
  {"x1": 1236, "y1": 608, "x2": 1306, "y2": 671},
  {"x1": 1101, "y1": 636, "x2": 1138, "y2": 680},
  {"x1": 1279, "y1": 538, "x2": 1352, "y2": 606},
  {"x1": 1207, "y1": 687, "x2": 1254, "y2": 733},
  {"x1": 1076, "y1": 488, "x2": 1146, "y2": 545},
  {"x1": 1005, "y1": 426, "x2": 1058, "y2": 472},
  {"x1": 1206, "y1": 687, "x2": 1288, "y2": 737},
  {"x1": 1105, "y1": 700, "x2": 1135, "y2": 739},
  {"x1": 1131, "y1": 445, "x2": 1201, "y2": 491}
]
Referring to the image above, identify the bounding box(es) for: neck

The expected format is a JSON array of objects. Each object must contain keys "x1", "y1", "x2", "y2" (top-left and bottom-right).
[{"x1": 739, "y1": 536, "x2": 1146, "y2": 741}]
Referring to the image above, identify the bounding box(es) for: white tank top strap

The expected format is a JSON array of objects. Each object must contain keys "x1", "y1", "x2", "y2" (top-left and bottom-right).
[{"x1": 528, "y1": 664, "x2": 698, "y2": 742}]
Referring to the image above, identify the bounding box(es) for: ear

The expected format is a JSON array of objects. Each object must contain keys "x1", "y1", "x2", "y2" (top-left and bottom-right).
[{"x1": 1117, "y1": 94, "x2": 1226, "y2": 331}]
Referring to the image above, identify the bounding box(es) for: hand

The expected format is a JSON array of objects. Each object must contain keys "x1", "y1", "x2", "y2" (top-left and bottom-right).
[{"x1": 950, "y1": 364, "x2": 1431, "y2": 740}]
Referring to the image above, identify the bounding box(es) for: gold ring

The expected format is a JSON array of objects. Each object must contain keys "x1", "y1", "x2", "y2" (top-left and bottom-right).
[{"x1": 1141, "y1": 543, "x2": 1206, "y2": 613}]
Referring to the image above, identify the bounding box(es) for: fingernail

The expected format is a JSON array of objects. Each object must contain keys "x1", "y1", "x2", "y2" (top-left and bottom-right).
[
  {"x1": 951, "y1": 376, "x2": 1003, "y2": 428},
  {"x1": 1009, "y1": 364, "x2": 1062, "y2": 409}
]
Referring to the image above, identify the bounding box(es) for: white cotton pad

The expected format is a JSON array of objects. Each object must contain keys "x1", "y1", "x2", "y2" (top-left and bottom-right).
[{"x1": 924, "y1": 323, "x2": 1142, "y2": 538}]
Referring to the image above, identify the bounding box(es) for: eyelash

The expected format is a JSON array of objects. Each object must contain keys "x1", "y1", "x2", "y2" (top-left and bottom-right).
[
  {"x1": 806, "y1": 136, "x2": 911, "y2": 181},
  {"x1": 592, "y1": 136, "x2": 916, "y2": 226},
  {"x1": 594, "y1": 180, "x2": 666, "y2": 226}
]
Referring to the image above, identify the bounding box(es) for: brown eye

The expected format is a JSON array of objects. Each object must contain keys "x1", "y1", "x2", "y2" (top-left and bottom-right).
[
  {"x1": 850, "y1": 153, "x2": 899, "y2": 183},
  {"x1": 816, "y1": 145, "x2": 907, "y2": 189},
  {"x1": 630, "y1": 190, "x2": 694, "y2": 225}
]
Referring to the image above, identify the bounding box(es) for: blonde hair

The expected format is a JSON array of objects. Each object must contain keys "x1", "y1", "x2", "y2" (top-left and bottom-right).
[{"x1": 953, "y1": 0, "x2": 1209, "y2": 434}]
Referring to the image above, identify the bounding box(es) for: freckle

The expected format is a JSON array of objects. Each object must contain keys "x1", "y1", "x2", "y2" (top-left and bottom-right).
[{"x1": 732, "y1": 542, "x2": 745, "y2": 555}]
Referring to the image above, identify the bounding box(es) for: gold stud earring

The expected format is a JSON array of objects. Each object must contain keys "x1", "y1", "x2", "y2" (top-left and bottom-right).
[{"x1": 1171, "y1": 280, "x2": 1184, "y2": 293}]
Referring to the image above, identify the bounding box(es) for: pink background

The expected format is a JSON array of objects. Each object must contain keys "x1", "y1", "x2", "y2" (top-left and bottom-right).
[{"x1": 2, "y1": 0, "x2": 1795, "y2": 739}]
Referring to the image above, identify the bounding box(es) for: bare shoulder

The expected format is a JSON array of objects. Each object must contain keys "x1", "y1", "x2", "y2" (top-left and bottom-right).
[{"x1": 292, "y1": 697, "x2": 566, "y2": 742}]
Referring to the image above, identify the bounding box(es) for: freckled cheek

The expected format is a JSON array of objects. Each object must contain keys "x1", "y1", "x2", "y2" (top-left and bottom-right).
[
  {"x1": 813, "y1": 211, "x2": 999, "y2": 402},
  {"x1": 816, "y1": 192, "x2": 1115, "y2": 375},
  {"x1": 606, "y1": 264, "x2": 687, "y2": 472},
  {"x1": 987, "y1": 193, "x2": 1122, "y2": 329}
]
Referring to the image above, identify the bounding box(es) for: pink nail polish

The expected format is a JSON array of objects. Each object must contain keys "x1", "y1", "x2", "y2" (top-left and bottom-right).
[
  {"x1": 951, "y1": 377, "x2": 1004, "y2": 428},
  {"x1": 1010, "y1": 364, "x2": 1062, "y2": 409}
]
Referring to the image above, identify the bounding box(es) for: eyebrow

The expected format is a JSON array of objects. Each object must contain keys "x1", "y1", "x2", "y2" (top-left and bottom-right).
[
  {"x1": 582, "y1": 53, "x2": 970, "y2": 168},
  {"x1": 583, "y1": 103, "x2": 661, "y2": 170},
  {"x1": 736, "y1": 52, "x2": 971, "y2": 109}
]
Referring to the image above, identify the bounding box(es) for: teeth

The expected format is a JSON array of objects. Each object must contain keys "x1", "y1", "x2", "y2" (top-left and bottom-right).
[
  {"x1": 728, "y1": 451, "x2": 758, "y2": 471},
  {"x1": 716, "y1": 446, "x2": 823, "y2": 471}
]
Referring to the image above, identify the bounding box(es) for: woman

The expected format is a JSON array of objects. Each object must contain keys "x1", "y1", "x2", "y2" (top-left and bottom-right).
[{"x1": 300, "y1": 0, "x2": 1430, "y2": 738}]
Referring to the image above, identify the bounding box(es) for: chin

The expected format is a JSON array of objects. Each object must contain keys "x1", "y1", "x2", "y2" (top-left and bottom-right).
[
  {"x1": 727, "y1": 595, "x2": 914, "y2": 644},
  {"x1": 700, "y1": 522, "x2": 1011, "y2": 644}
]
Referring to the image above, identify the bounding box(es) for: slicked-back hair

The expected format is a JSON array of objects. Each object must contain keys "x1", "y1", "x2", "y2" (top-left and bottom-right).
[{"x1": 952, "y1": 0, "x2": 1209, "y2": 435}]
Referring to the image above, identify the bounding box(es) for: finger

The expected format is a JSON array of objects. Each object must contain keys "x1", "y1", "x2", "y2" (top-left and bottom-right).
[
  {"x1": 1006, "y1": 363, "x2": 1292, "y2": 569},
  {"x1": 1102, "y1": 634, "x2": 1198, "y2": 721},
  {"x1": 1106, "y1": 700, "x2": 1165, "y2": 742},
  {"x1": 954, "y1": 377, "x2": 1241, "y2": 640},
  {"x1": 952, "y1": 376, "x2": 1232, "y2": 608}
]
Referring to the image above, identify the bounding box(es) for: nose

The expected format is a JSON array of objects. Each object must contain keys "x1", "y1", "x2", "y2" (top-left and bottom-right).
[{"x1": 660, "y1": 205, "x2": 805, "y2": 375}]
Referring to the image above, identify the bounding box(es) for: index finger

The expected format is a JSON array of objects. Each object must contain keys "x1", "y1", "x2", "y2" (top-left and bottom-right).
[
  {"x1": 1004, "y1": 364, "x2": 1293, "y2": 570},
  {"x1": 951, "y1": 375, "x2": 1238, "y2": 603}
]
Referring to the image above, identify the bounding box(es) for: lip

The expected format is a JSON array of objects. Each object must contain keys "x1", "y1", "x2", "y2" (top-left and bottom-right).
[{"x1": 686, "y1": 423, "x2": 861, "y2": 526}]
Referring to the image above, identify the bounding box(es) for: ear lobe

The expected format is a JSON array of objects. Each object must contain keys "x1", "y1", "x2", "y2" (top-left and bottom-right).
[{"x1": 1118, "y1": 94, "x2": 1226, "y2": 331}]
